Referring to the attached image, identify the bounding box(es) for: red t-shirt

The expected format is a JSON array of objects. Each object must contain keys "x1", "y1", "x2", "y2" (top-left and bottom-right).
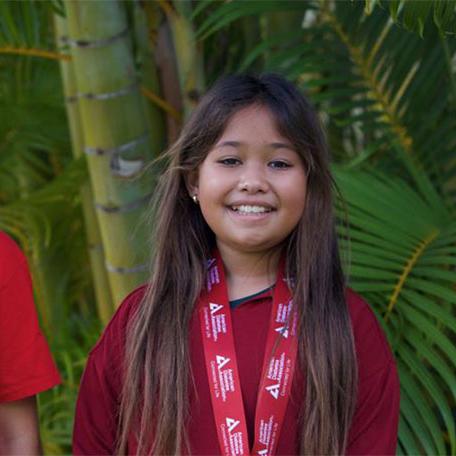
[
  {"x1": 0, "y1": 231, "x2": 61, "y2": 402},
  {"x1": 73, "y1": 285, "x2": 400, "y2": 455}
]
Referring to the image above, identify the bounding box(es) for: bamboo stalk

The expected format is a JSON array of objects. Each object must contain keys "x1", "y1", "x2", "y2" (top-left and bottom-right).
[
  {"x1": 163, "y1": 0, "x2": 205, "y2": 118},
  {"x1": 54, "y1": 13, "x2": 114, "y2": 323},
  {"x1": 133, "y1": 2, "x2": 167, "y2": 158},
  {"x1": 64, "y1": 0, "x2": 154, "y2": 305},
  {"x1": 155, "y1": 13, "x2": 184, "y2": 142}
]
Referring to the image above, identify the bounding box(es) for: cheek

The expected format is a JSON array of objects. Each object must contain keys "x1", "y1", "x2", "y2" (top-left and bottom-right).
[
  {"x1": 294, "y1": 192, "x2": 307, "y2": 214},
  {"x1": 283, "y1": 177, "x2": 307, "y2": 209},
  {"x1": 199, "y1": 168, "x2": 225, "y2": 192},
  {"x1": 198, "y1": 195, "x2": 226, "y2": 231}
]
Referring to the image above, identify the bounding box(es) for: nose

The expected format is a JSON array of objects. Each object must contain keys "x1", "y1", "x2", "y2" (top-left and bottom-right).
[{"x1": 237, "y1": 163, "x2": 269, "y2": 194}]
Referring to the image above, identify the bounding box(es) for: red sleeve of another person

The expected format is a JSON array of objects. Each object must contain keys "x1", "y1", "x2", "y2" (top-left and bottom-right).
[{"x1": 0, "y1": 232, "x2": 60, "y2": 402}]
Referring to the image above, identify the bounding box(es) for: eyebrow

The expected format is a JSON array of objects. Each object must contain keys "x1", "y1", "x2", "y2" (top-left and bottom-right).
[{"x1": 215, "y1": 140, "x2": 295, "y2": 150}]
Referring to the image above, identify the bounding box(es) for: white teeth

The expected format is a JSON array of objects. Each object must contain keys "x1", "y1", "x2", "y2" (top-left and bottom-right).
[{"x1": 231, "y1": 205, "x2": 271, "y2": 214}]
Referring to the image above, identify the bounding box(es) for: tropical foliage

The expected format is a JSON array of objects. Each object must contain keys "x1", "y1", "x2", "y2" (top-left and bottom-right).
[{"x1": 0, "y1": 0, "x2": 455, "y2": 454}]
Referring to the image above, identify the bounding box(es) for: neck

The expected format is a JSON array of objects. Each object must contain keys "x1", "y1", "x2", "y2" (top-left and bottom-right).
[{"x1": 217, "y1": 243, "x2": 282, "y2": 300}]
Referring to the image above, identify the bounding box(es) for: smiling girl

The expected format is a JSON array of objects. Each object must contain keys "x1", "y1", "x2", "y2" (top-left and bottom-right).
[{"x1": 73, "y1": 73, "x2": 400, "y2": 455}]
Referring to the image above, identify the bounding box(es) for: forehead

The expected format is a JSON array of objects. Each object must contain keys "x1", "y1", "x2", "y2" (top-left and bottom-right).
[{"x1": 218, "y1": 104, "x2": 291, "y2": 145}]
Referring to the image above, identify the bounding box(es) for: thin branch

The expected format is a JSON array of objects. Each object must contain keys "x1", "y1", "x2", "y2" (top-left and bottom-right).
[
  {"x1": 141, "y1": 86, "x2": 182, "y2": 121},
  {"x1": 0, "y1": 46, "x2": 71, "y2": 61}
]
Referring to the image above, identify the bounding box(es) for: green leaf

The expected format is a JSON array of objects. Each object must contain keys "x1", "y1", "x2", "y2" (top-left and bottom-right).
[
  {"x1": 402, "y1": 1, "x2": 433, "y2": 37},
  {"x1": 398, "y1": 378, "x2": 437, "y2": 454},
  {"x1": 399, "y1": 345, "x2": 455, "y2": 453},
  {"x1": 398, "y1": 414, "x2": 422, "y2": 455},
  {"x1": 401, "y1": 290, "x2": 456, "y2": 333},
  {"x1": 401, "y1": 303, "x2": 456, "y2": 362},
  {"x1": 406, "y1": 329, "x2": 456, "y2": 400},
  {"x1": 433, "y1": 0, "x2": 456, "y2": 32},
  {"x1": 196, "y1": 0, "x2": 308, "y2": 39}
]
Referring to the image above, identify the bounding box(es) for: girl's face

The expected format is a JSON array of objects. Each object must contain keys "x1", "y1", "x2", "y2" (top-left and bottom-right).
[{"x1": 190, "y1": 104, "x2": 307, "y2": 257}]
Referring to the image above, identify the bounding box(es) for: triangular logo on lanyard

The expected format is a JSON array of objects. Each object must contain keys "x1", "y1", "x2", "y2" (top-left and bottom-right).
[{"x1": 198, "y1": 250, "x2": 298, "y2": 456}]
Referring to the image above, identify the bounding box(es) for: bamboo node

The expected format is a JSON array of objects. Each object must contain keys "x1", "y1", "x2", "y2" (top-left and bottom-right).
[
  {"x1": 67, "y1": 82, "x2": 139, "y2": 101},
  {"x1": 105, "y1": 261, "x2": 148, "y2": 274},
  {"x1": 85, "y1": 133, "x2": 149, "y2": 156},
  {"x1": 94, "y1": 193, "x2": 152, "y2": 214},
  {"x1": 60, "y1": 28, "x2": 129, "y2": 49}
]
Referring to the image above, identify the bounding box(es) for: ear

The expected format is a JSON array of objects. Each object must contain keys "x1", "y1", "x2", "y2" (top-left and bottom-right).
[{"x1": 184, "y1": 169, "x2": 199, "y2": 198}]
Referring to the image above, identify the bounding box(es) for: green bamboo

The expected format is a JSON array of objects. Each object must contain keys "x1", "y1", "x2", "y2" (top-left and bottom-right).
[
  {"x1": 153, "y1": 4, "x2": 184, "y2": 142},
  {"x1": 168, "y1": 0, "x2": 205, "y2": 117},
  {"x1": 64, "y1": 0, "x2": 154, "y2": 306},
  {"x1": 54, "y1": 13, "x2": 114, "y2": 323},
  {"x1": 132, "y1": 1, "x2": 167, "y2": 157}
]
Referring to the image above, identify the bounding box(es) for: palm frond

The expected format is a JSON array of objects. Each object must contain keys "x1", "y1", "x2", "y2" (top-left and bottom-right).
[
  {"x1": 0, "y1": 0, "x2": 55, "y2": 49},
  {"x1": 334, "y1": 164, "x2": 456, "y2": 454},
  {"x1": 195, "y1": 0, "x2": 308, "y2": 41},
  {"x1": 365, "y1": 0, "x2": 456, "y2": 37}
]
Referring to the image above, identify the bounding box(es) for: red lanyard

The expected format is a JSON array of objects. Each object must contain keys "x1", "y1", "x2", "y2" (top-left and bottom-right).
[{"x1": 198, "y1": 251, "x2": 298, "y2": 456}]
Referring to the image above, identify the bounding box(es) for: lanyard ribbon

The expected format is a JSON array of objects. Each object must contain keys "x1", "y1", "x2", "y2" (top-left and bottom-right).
[{"x1": 198, "y1": 251, "x2": 298, "y2": 456}]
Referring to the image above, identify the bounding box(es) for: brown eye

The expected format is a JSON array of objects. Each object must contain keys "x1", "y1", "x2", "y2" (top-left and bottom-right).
[
  {"x1": 218, "y1": 158, "x2": 241, "y2": 166},
  {"x1": 269, "y1": 160, "x2": 291, "y2": 169}
]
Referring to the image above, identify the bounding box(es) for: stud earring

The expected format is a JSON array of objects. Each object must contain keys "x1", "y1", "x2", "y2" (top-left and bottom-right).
[{"x1": 192, "y1": 194, "x2": 199, "y2": 204}]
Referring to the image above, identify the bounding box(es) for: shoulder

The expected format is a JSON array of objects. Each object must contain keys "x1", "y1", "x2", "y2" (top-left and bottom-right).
[
  {"x1": 0, "y1": 231, "x2": 28, "y2": 286},
  {"x1": 345, "y1": 288, "x2": 395, "y2": 379},
  {"x1": 89, "y1": 285, "x2": 148, "y2": 361},
  {"x1": 0, "y1": 230, "x2": 23, "y2": 256}
]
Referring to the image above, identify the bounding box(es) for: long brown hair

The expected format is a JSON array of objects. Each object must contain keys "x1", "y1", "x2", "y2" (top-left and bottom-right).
[{"x1": 117, "y1": 73, "x2": 358, "y2": 455}]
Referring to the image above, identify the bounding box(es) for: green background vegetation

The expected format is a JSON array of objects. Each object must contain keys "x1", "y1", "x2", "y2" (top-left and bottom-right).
[{"x1": 0, "y1": 0, "x2": 455, "y2": 454}]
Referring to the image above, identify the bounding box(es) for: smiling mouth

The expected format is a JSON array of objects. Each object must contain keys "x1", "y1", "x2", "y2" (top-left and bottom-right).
[{"x1": 229, "y1": 205, "x2": 274, "y2": 214}]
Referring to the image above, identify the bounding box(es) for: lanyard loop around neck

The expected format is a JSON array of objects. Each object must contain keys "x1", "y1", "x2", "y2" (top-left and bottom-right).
[{"x1": 197, "y1": 251, "x2": 299, "y2": 456}]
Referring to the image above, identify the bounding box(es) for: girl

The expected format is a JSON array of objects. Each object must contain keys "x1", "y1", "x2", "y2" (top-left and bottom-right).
[{"x1": 73, "y1": 73, "x2": 400, "y2": 455}]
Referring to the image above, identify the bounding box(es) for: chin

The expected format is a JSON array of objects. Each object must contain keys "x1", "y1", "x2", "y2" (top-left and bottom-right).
[{"x1": 232, "y1": 239, "x2": 279, "y2": 254}]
